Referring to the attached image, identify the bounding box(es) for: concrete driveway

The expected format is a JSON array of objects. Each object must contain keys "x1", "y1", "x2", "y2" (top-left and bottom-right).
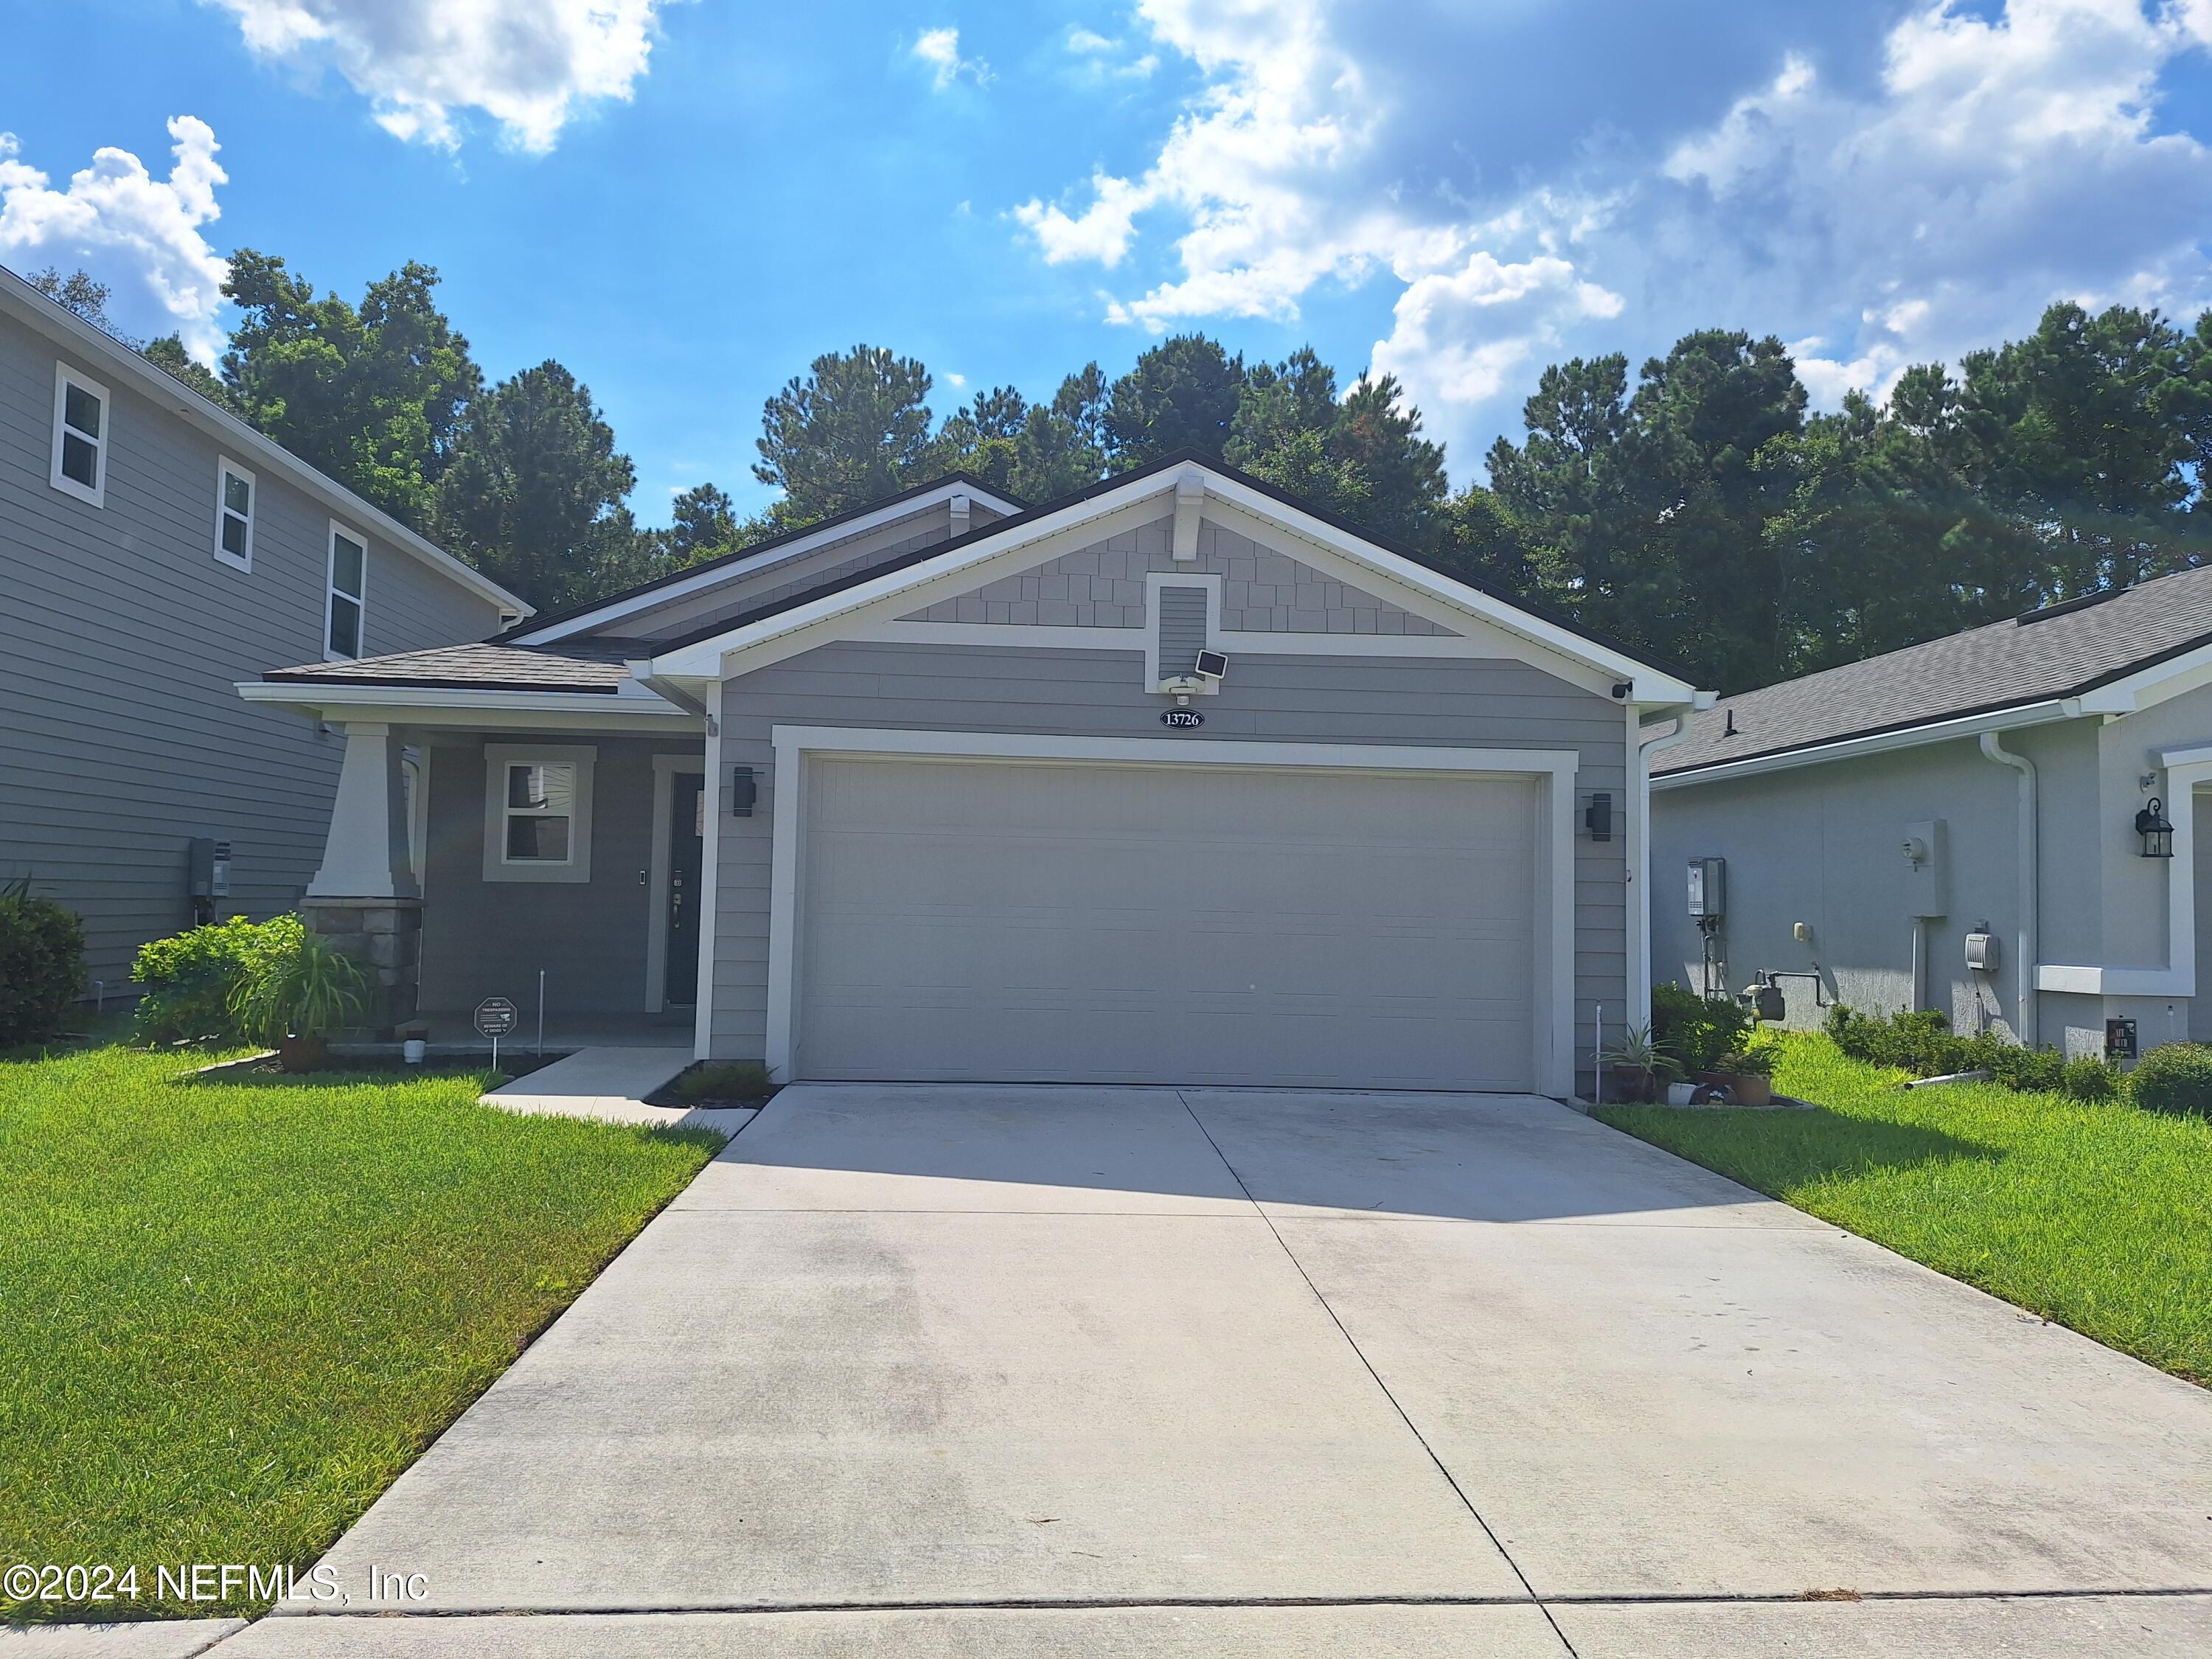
[{"x1": 218, "y1": 1085, "x2": 2212, "y2": 1657}]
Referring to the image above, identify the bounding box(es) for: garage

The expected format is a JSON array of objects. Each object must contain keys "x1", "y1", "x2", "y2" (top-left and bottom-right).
[{"x1": 787, "y1": 750, "x2": 1546, "y2": 1090}]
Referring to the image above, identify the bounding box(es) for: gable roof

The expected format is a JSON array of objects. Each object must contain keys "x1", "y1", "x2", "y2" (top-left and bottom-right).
[
  {"x1": 1655, "y1": 563, "x2": 2212, "y2": 778},
  {"x1": 500, "y1": 471, "x2": 1024, "y2": 644},
  {"x1": 643, "y1": 451, "x2": 1700, "y2": 695},
  {"x1": 0, "y1": 264, "x2": 530, "y2": 619}
]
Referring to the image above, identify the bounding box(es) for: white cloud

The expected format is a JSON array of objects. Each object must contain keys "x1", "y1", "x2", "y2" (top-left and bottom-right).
[
  {"x1": 1018, "y1": 0, "x2": 2212, "y2": 467},
  {"x1": 912, "y1": 26, "x2": 992, "y2": 91},
  {"x1": 0, "y1": 117, "x2": 230, "y2": 359},
  {"x1": 1065, "y1": 24, "x2": 1158, "y2": 77},
  {"x1": 203, "y1": 0, "x2": 664, "y2": 152}
]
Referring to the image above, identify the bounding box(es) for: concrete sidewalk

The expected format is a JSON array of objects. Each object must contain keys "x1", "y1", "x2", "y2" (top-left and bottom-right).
[
  {"x1": 202, "y1": 1084, "x2": 2212, "y2": 1658},
  {"x1": 479, "y1": 1046, "x2": 748, "y2": 1134}
]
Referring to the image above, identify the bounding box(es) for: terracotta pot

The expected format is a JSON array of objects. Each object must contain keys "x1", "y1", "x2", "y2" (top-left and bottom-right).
[
  {"x1": 276, "y1": 1035, "x2": 330, "y2": 1074},
  {"x1": 1727, "y1": 1071, "x2": 1773, "y2": 1107}
]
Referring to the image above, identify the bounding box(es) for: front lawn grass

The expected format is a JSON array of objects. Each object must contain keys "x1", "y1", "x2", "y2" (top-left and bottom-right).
[
  {"x1": 1598, "y1": 1035, "x2": 2212, "y2": 1387},
  {"x1": 0, "y1": 1043, "x2": 720, "y2": 1622}
]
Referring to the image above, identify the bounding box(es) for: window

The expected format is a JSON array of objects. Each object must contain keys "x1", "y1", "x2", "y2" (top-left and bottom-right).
[
  {"x1": 50, "y1": 364, "x2": 108, "y2": 506},
  {"x1": 326, "y1": 522, "x2": 366, "y2": 660},
  {"x1": 215, "y1": 458, "x2": 254, "y2": 571},
  {"x1": 482, "y1": 745, "x2": 596, "y2": 883}
]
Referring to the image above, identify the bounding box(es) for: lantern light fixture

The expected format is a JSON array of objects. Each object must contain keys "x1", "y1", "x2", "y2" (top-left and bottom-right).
[{"x1": 2135, "y1": 796, "x2": 2174, "y2": 858}]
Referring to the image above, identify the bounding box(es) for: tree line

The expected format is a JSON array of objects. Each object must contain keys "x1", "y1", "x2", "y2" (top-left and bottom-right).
[{"x1": 33, "y1": 257, "x2": 2212, "y2": 691}]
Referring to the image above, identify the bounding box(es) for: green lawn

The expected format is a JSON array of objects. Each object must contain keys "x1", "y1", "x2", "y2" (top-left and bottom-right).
[
  {"x1": 0, "y1": 1041, "x2": 719, "y2": 1623},
  {"x1": 1599, "y1": 1035, "x2": 2212, "y2": 1388}
]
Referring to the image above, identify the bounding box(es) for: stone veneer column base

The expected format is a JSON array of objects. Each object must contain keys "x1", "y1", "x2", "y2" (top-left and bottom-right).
[{"x1": 302, "y1": 895, "x2": 423, "y2": 1037}]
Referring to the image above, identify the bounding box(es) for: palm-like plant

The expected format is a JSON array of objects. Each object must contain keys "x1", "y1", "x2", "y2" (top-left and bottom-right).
[{"x1": 226, "y1": 928, "x2": 369, "y2": 1064}]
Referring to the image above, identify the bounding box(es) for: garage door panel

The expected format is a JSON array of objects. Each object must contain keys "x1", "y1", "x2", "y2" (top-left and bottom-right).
[{"x1": 796, "y1": 757, "x2": 1540, "y2": 1090}]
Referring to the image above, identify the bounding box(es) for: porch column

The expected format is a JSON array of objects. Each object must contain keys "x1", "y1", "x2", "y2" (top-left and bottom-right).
[{"x1": 302, "y1": 721, "x2": 422, "y2": 1034}]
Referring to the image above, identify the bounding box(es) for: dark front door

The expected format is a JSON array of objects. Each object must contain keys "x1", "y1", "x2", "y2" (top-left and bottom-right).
[{"x1": 665, "y1": 773, "x2": 705, "y2": 1006}]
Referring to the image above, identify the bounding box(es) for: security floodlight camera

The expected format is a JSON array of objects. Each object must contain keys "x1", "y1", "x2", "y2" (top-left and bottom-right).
[{"x1": 1194, "y1": 649, "x2": 1228, "y2": 682}]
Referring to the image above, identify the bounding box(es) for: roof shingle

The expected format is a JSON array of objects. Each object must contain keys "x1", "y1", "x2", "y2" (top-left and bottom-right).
[
  {"x1": 262, "y1": 639, "x2": 645, "y2": 694},
  {"x1": 1655, "y1": 563, "x2": 2212, "y2": 776}
]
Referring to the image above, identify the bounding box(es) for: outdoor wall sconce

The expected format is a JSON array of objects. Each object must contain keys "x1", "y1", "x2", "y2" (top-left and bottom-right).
[
  {"x1": 2135, "y1": 796, "x2": 2174, "y2": 858},
  {"x1": 730, "y1": 765, "x2": 757, "y2": 817}
]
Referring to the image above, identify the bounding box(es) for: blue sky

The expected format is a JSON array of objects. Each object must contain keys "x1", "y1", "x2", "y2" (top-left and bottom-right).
[{"x1": 4, "y1": 1, "x2": 2211, "y2": 521}]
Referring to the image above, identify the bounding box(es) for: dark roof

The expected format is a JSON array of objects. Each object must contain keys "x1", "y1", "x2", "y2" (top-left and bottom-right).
[
  {"x1": 494, "y1": 471, "x2": 1024, "y2": 644},
  {"x1": 644, "y1": 449, "x2": 1696, "y2": 679},
  {"x1": 1655, "y1": 564, "x2": 2212, "y2": 776},
  {"x1": 262, "y1": 451, "x2": 1694, "y2": 694},
  {"x1": 262, "y1": 638, "x2": 646, "y2": 694}
]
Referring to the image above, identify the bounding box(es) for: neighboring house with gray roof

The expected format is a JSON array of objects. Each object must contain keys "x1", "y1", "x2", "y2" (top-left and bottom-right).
[
  {"x1": 1650, "y1": 567, "x2": 2212, "y2": 1062},
  {"x1": 243, "y1": 453, "x2": 1703, "y2": 1097},
  {"x1": 0, "y1": 264, "x2": 528, "y2": 996}
]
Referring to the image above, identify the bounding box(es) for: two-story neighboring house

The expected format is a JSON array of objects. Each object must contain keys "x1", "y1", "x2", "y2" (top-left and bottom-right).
[{"x1": 0, "y1": 264, "x2": 529, "y2": 999}]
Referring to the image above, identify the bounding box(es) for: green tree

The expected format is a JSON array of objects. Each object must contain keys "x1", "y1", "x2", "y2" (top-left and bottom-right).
[
  {"x1": 436, "y1": 361, "x2": 638, "y2": 610},
  {"x1": 1103, "y1": 334, "x2": 1245, "y2": 469},
  {"x1": 754, "y1": 345, "x2": 940, "y2": 527},
  {"x1": 142, "y1": 334, "x2": 237, "y2": 412},
  {"x1": 220, "y1": 251, "x2": 481, "y2": 529},
  {"x1": 27, "y1": 267, "x2": 131, "y2": 340},
  {"x1": 933, "y1": 365, "x2": 1111, "y2": 503}
]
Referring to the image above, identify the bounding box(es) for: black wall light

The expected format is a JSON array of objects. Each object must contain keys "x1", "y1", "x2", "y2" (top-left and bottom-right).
[
  {"x1": 731, "y1": 765, "x2": 758, "y2": 817},
  {"x1": 1583, "y1": 790, "x2": 1613, "y2": 842},
  {"x1": 2136, "y1": 796, "x2": 2174, "y2": 858}
]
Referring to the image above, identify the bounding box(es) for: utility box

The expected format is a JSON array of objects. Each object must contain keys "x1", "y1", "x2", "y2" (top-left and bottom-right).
[
  {"x1": 1901, "y1": 818, "x2": 1947, "y2": 918},
  {"x1": 187, "y1": 838, "x2": 231, "y2": 900},
  {"x1": 1687, "y1": 857, "x2": 1726, "y2": 919}
]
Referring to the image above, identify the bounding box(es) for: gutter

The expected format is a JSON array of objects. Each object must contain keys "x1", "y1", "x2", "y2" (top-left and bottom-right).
[
  {"x1": 1632, "y1": 703, "x2": 1706, "y2": 1021},
  {"x1": 1652, "y1": 698, "x2": 2080, "y2": 790}
]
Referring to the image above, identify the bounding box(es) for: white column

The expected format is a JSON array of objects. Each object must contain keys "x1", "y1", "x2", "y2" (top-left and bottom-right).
[{"x1": 307, "y1": 722, "x2": 420, "y2": 900}]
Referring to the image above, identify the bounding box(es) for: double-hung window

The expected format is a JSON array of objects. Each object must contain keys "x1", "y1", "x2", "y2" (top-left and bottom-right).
[
  {"x1": 215, "y1": 459, "x2": 254, "y2": 571},
  {"x1": 326, "y1": 522, "x2": 366, "y2": 660},
  {"x1": 482, "y1": 745, "x2": 596, "y2": 883},
  {"x1": 50, "y1": 364, "x2": 108, "y2": 506}
]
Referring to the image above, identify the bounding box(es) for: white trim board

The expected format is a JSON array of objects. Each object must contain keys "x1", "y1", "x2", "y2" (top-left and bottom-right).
[
  {"x1": 762, "y1": 726, "x2": 1581, "y2": 1096},
  {"x1": 650, "y1": 464, "x2": 1697, "y2": 703},
  {"x1": 512, "y1": 479, "x2": 1023, "y2": 645},
  {"x1": 237, "y1": 681, "x2": 703, "y2": 731}
]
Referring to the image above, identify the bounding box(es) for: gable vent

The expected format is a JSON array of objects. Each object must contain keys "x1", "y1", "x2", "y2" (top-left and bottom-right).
[{"x1": 1155, "y1": 585, "x2": 1211, "y2": 684}]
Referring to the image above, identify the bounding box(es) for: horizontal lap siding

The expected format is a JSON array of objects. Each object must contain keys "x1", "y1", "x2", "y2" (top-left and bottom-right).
[
  {"x1": 709, "y1": 641, "x2": 1628, "y2": 1083},
  {"x1": 0, "y1": 318, "x2": 504, "y2": 985}
]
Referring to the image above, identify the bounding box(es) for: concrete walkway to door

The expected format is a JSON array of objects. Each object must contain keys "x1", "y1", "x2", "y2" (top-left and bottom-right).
[{"x1": 213, "y1": 1085, "x2": 2212, "y2": 1658}]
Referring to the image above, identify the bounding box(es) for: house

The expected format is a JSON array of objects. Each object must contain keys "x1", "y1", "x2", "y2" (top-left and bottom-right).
[
  {"x1": 242, "y1": 457, "x2": 1703, "y2": 1095},
  {"x1": 1650, "y1": 568, "x2": 2212, "y2": 1061},
  {"x1": 0, "y1": 265, "x2": 529, "y2": 995}
]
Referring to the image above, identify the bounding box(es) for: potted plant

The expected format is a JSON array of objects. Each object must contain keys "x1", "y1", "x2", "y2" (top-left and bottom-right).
[
  {"x1": 227, "y1": 927, "x2": 369, "y2": 1072},
  {"x1": 1714, "y1": 1045, "x2": 1776, "y2": 1107},
  {"x1": 1599, "y1": 1023, "x2": 1680, "y2": 1103}
]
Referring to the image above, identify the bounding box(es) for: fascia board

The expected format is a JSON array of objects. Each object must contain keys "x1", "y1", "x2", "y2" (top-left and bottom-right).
[{"x1": 1652, "y1": 698, "x2": 2080, "y2": 790}]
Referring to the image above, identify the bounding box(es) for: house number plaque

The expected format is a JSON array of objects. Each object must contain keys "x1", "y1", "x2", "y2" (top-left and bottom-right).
[{"x1": 1160, "y1": 709, "x2": 1204, "y2": 728}]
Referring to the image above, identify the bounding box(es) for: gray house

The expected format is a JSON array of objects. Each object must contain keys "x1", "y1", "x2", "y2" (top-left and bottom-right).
[
  {"x1": 1651, "y1": 568, "x2": 2212, "y2": 1061},
  {"x1": 244, "y1": 457, "x2": 1702, "y2": 1095},
  {"x1": 0, "y1": 265, "x2": 528, "y2": 994}
]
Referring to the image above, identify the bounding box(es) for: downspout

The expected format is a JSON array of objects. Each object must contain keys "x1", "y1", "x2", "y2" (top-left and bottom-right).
[
  {"x1": 1635, "y1": 703, "x2": 1705, "y2": 1024},
  {"x1": 1978, "y1": 731, "x2": 2038, "y2": 1047}
]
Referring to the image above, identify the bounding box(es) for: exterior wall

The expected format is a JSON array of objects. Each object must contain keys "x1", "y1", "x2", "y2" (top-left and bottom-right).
[
  {"x1": 901, "y1": 515, "x2": 1450, "y2": 634},
  {"x1": 414, "y1": 734, "x2": 703, "y2": 1016},
  {"x1": 619, "y1": 500, "x2": 1001, "y2": 642},
  {"x1": 707, "y1": 639, "x2": 1628, "y2": 1088},
  {"x1": 0, "y1": 312, "x2": 507, "y2": 988},
  {"x1": 1649, "y1": 725, "x2": 2093, "y2": 1040}
]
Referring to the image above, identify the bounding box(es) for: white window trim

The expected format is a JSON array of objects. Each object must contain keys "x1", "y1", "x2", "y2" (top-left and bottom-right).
[
  {"x1": 482, "y1": 743, "x2": 597, "y2": 884},
  {"x1": 1144, "y1": 571, "x2": 1223, "y2": 694},
  {"x1": 325, "y1": 519, "x2": 368, "y2": 662},
  {"x1": 762, "y1": 726, "x2": 1580, "y2": 1097},
  {"x1": 215, "y1": 456, "x2": 255, "y2": 572},
  {"x1": 50, "y1": 362, "x2": 108, "y2": 507}
]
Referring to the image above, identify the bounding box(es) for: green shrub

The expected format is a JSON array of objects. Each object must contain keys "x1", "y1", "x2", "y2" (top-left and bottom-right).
[
  {"x1": 228, "y1": 928, "x2": 369, "y2": 1046},
  {"x1": 2059, "y1": 1054, "x2": 2124, "y2": 1103},
  {"x1": 672, "y1": 1061, "x2": 779, "y2": 1104},
  {"x1": 131, "y1": 915, "x2": 305, "y2": 1045},
  {"x1": 0, "y1": 876, "x2": 86, "y2": 1047},
  {"x1": 2129, "y1": 1043, "x2": 2212, "y2": 1117},
  {"x1": 1650, "y1": 981, "x2": 1752, "y2": 1074}
]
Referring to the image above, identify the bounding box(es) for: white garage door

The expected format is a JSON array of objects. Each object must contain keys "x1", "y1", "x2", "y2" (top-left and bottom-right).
[{"x1": 793, "y1": 755, "x2": 1540, "y2": 1090}]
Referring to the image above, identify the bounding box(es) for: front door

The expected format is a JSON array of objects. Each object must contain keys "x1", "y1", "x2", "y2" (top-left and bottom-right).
[{"x1": 665, "y1": 773, "x2": 705, "y2": 1006}]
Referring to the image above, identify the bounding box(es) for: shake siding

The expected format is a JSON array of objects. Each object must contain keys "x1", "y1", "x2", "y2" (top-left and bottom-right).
[
  {"x1": 0, "y1": 314, "x2": 504, "y2": 986},
  {"x1": 708, "y1": 640, "x2": 1628, "y2": 1079}
]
